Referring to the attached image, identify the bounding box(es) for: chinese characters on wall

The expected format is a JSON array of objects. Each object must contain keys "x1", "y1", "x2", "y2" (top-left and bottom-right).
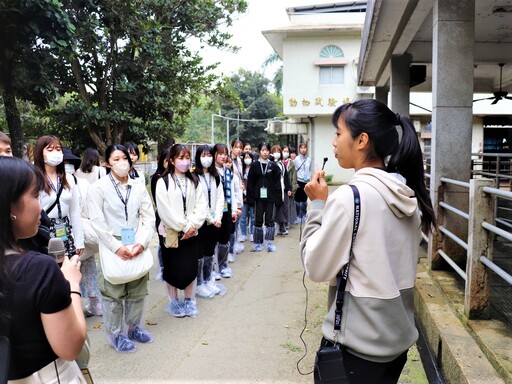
[{"x1": 288, "y1": 96, "x2": 352, "y2": 108}]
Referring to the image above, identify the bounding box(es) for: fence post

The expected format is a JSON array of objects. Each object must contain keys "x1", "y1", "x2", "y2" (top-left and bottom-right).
[{"x1": 465, "y1": 178, "x2": 495, "y2": 319}]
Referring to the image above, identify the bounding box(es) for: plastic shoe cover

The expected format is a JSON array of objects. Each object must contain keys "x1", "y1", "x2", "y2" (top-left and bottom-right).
[
  {"x1": 239, "y1": 235, "x2": 247, "y2": 242},
  {"x1": 184, "y1": 298, "x2": 199, "y2": 317},
  {"x1": 234, "y1": 242, "x2": 245, "y2": 254},
  {"x1": 155, "y1": 267, "x2": 164, "y2": 282},
  {"x1": 228, "y1": 253, "x2": 236, "y2": 263},
  {"x1": 206, "y1": 279, "x2": 222, "y2": 295},
  {"x1": 165, "y1": 300, "x2": 186, "y2": 318},
  {"x1": 196, "y1": 284, "x2": 215, "y2": 299},
  {"x1": 211, "y1": 280, "x2": 227, "y2": 296},
  {"x1": 220, "y1": 266, "x2": 233, "y2": 278},
  {"x1": 84, "y1": 297, "x2": 102, "y2": 317},
  {"x1": 251, "y1": 243, "x2": 263, "y2": 252},
  {"x1": 128, "y1": 326, "x2": 154, "y2": 343},
  {"x1": 266, "y1": 242, "x2": 277, "y2": 252},
  {"x1": 213, "y1": 270, "x2": 222, "y2": 280},
  {"x1": 112, "y1": 334, "x2": 136, "y2": 353}
]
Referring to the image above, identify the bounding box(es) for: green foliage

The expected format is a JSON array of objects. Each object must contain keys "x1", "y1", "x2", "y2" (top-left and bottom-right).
[{"x1": 1, "y1": 0, "x2": 248, "y2": 155}]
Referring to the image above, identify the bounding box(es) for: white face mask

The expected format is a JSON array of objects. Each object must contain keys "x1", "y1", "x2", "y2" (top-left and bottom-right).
[
  {"x1": 272, "y1": 152, "x2": 281, "y2": 160},
  {"x1": 112, "y1": 161, "x2": 130, "y2": 178},
  {"x1": 244, "y1": 158, "x2": 252, "y2": 166},
  {"x1": 44, "y1": 152, "x2": 63, "y2": 167},
  {"x1": 200, "y1": 157, "x2": 213, "y2": 168},
  {"x1": 282, "y1": 152, "x2": 289, "y2": 160},
  {"x1": 64, "y1": 164, "x2": 76, "y2": 174}
]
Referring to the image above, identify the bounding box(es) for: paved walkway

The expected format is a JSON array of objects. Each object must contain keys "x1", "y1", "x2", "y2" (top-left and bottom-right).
[{"x1": 85, "y1": 223, "x2": 428, "y2": 383}]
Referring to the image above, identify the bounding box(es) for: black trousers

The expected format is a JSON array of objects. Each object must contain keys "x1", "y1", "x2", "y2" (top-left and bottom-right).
[
  {"x1": 255, "y1": 200, "x2": 275, "y2": 227},
  {"x1": 314, "y1": 338, "x2": 408, "y2": 384}
]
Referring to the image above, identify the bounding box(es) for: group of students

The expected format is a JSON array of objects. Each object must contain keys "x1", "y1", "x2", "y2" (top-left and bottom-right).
[{"x1": 1, "y1": 98, "x2": 434, "y2": 383}]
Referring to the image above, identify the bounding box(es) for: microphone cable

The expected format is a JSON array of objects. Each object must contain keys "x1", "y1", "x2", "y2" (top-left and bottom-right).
[{"x1": 296, "y1": 213, "x2": 314, "y2": 376}]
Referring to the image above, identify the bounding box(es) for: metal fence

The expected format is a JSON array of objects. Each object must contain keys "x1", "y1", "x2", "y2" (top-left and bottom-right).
[{"x1": 424, "y1": 152, "x2": 512, "y2": 320}]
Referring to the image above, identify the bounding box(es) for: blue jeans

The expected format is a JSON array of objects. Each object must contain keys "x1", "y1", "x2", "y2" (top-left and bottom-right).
[{"x1": 240, "y1": 203, "x2": 254, "y2": 237}]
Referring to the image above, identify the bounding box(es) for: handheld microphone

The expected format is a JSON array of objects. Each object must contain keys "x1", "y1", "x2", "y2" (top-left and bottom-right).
[
  {"x1": 48, "y1": 238, "x2": 66, "y2": 264},
  {"x1": 321, "y1": 157, "x2": 328, "y2": 171}
]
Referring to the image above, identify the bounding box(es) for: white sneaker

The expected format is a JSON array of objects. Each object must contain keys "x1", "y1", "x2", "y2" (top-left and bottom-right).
[
  {"x1": 228, "y1": 253, "x2": 236, "y2": 263},
  {"x1": 234, "y1": 242, "x2": 244, "y2": 254},
  {"x1": 250, "y1": 234, "x2": 254, "y2": 242},
  {"x1": 213, "y1": 271, "x2": 221, "y2": 281},
  {"x1": 220, "y1": 267, "x2": 233, "y2": 278},
  {"x1": 239, "y1": 235, "x2": 247, "y2": 242},
  {"x1": 195, "y1": 284, "x2": 214, "y2": 299},
  {"x1": 206, "y1": 279, "x2": 221, "y2": 295}
]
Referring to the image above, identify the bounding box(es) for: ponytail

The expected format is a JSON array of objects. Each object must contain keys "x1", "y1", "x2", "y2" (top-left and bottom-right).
[{"x1": 387, "y1": 115, "x2": 435, "y2": 234}]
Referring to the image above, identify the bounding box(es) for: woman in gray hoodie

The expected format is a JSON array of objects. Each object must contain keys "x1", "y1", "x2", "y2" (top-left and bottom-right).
[{"x1": 301, "y1": 99, "x2": 435, "y2": 383}]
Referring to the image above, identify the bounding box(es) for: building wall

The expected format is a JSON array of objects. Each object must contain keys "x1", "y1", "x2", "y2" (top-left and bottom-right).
[{"x1": 282, "y1": 34, "x2": 362, "y2": 117}]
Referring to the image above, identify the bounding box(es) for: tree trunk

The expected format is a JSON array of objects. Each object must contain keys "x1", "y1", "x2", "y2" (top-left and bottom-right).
[{"x1": 0, "y1": 58, "x2": 25, "y2": 158}]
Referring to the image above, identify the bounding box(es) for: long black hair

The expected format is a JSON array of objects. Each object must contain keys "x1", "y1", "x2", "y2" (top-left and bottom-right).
[
  {"x1": 162, "y1": 144, "x2": 198, "y2": 187},
  {"x1": 0, "y1": 157, "x2": 45, "y2": 322},
  {"x1": 332, "y1": 99, "x2": 435, "y2": 233},
  {"x1": 79, "y1": 147, "x2": 101, "y2": 173}
]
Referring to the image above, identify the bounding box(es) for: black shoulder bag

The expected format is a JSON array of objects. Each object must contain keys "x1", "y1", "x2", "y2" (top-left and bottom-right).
[{"x1": 314, "y1": 185, "x2": 360, "y2": 384}]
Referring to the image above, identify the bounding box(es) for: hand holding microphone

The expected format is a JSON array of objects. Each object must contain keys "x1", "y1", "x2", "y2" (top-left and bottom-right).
[{"x1": 304, "y1": 157, "x2": 329, "y2": 202}]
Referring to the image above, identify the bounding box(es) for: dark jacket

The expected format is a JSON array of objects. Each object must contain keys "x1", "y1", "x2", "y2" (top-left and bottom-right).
[{"x1": 247, "y1": 160, "x2": 282, "y2": 206}]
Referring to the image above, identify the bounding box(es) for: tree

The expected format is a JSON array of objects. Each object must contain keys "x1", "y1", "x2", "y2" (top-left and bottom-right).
[
  {"x1": 0, "y1": 0, "x2": 75, "y2": 156},
  {"x1": 226, "y1": 69, "x2": 282, "y2": 146},
  {"x1": 46, "y1": 0, "x2": 247, "y2": 154},
  {"x1": 263, "y1": 52, "x2": 283, "y2": 96}
]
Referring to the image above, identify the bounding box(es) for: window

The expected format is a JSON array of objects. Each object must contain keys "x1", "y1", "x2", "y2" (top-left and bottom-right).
[
  {"x1": 320, "y1": 67, "x2": 344, "y2": 85},
  {"x1": 320, "y1": 45, "x2": 344, "y2": 58},
  {"x1": 317, "y1": 45, "x2": 345, "y2": 85}
]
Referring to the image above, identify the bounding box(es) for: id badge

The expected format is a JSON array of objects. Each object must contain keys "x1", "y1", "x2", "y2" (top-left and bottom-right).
[
  {"x1": 260, "y1": 187, "x2": 268, "y2": 199},
  {"x1": 54, "y1": 222, "x2": 68, "y2": 241},
  {"x1": 223, "y1": 200, "x2": 228, "y2": 212},
  {"x1": 121, "y1": 227, "x2": 135, "y2": 245}
]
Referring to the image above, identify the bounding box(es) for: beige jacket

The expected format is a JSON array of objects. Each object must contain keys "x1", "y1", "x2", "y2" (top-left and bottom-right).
[{"x1": 300, "y1": 167, "x2": 422, "y2": 363}]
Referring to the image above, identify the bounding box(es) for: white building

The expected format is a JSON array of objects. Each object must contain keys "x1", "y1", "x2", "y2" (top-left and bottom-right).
[{"x1": 263, "y1": 2, "x2": 367, "y2": 183}]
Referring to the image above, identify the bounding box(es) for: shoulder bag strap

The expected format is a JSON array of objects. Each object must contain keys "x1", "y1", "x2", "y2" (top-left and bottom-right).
[
  {"x1": 333, "y1": 184, "x2": 360, "y2": 332},
  {"x1": 45, "y1": 184, "x2": 64, "y2": 215}
]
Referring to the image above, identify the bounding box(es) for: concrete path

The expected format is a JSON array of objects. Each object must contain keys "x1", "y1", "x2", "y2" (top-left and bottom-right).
[{"x1": 85, "y1": 223, "x2": 428, "y2": 383}]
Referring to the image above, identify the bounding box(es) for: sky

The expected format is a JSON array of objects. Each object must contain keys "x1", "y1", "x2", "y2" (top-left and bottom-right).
[{"x1": 199, "y1": 0, "x2": 322, "y2": 78}]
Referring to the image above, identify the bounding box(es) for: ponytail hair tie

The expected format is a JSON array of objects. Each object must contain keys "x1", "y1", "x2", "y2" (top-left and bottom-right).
[{"x1": 395, "y1": 113, "x2": 401, "y2": 125}]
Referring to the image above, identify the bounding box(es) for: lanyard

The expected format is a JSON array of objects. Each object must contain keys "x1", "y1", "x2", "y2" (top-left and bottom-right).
[
  {"x1": 48, "y1": 176, "x2": 63, "y2": 218},
  {"x1": 109, "y1": 173, "x2": 131, "y2": 222},
  {"x1": 173, "y1": 174, "x2": 187, "y2": 214},
  {"x1": 259, "y1": 161, "x2": 268, "y2": 175},
  {"x1": 201, "y1": 174, "x2": 212, "y2": 208}
]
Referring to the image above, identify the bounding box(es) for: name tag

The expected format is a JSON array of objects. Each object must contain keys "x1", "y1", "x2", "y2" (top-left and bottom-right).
[
  {"x1": 54, "y1": 222, "x2": 68, "y2": 241},
  {"x1": 260, "y1": 187, "x2": 268, "y2": 198},
  {"x1": 223, "y1": 200, "x2": 228, "y2": 212},
  {"x1": 121, "y1": 227, "x2": 135, "y2": 245}
]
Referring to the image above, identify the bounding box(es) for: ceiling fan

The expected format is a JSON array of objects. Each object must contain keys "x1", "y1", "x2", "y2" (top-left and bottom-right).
[{"x1": 473, "y1": 63, "x2": 512, "y2": 105}]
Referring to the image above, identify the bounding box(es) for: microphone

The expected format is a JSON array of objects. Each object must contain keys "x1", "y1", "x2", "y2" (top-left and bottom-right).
[
  {"x1": 321, "y1": 157, "x2": 328, "y2": 171},
  {"x1": 48, "y1": 238, "x2": 66, "y2": 264}
]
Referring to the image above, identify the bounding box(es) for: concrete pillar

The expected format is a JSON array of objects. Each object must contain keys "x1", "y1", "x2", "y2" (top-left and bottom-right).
[
  {"x1": 390, "y1": 53, "x2": 412, "y2": 117},
  {"x1": 375, "y1": 86, "x2": 389, "y2": 105},
  {"x1": 428, "y1": 0, "x2": 474, "y2": 269},
  {"x1": 465, "y1": 178, "x2": 494, "y2": 319}
]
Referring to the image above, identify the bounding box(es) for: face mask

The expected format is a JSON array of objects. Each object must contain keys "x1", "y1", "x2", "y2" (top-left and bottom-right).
[
  {"x1": 64, "y1": 164, "x2": 76, "y2": 174},
  {"x1": 272, "y1": 152, "x2": 281, "y2": 160},
  {"x1": 175, "y1": 159, "x2": 190, "y2": 173},
  {"x1": 282, "y1": 152, "x2": 289, "y2": 160},
  {"x1": 244, "y1": 158, "x2": 252, "y2": 166},
  {"x1": 200, "y1": 157, "x2": 213, "y2": 168},
  {"x1": 112, "y1": 161, "x2": 130, "y2": 177},
  {"x1": 45, "y1": 152, "x2": 63, "y2": 167}
]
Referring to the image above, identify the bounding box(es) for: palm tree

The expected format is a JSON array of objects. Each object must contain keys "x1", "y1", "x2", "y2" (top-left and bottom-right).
[{"x1": 263, "y1": 53, "x2": 283, "y2": 95}]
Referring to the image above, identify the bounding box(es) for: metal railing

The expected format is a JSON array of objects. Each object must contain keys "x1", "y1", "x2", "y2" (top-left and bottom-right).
[{"x1": 424, "y1": 153, "x2": 512, "y2": 319}]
